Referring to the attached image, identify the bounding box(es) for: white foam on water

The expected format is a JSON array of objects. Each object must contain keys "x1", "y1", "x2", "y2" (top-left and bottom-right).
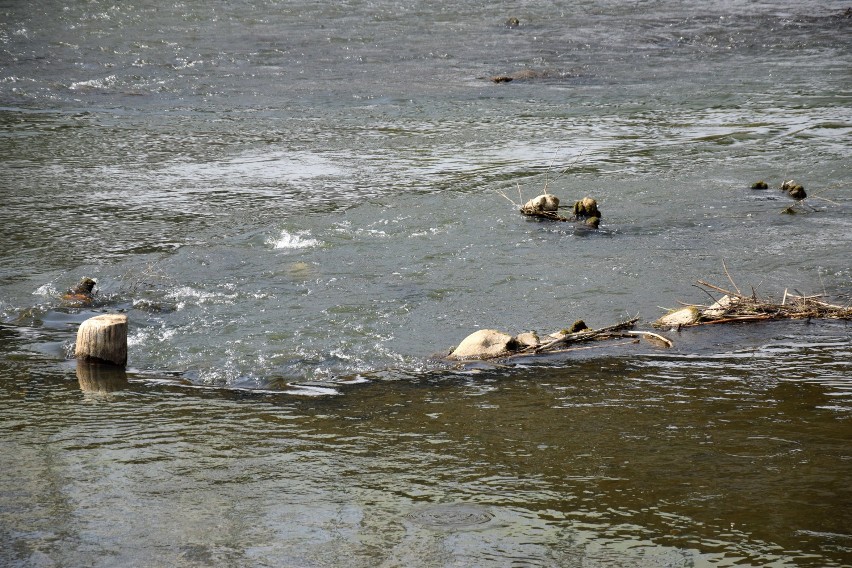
[{"x1": 268, "y1": 229, "x2": 321, "y2": 250}]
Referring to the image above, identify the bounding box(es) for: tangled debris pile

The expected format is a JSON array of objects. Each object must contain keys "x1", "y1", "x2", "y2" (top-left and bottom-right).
[
  {"x1": 447, "y1": 317, "x2": 674, "y2": 361},
  {"x1": 446, "y1": 272, "x2": 849, "y2": 362},
  {"x1": 655, "y1": 280, "x2": 852, "y2": 328},
  {"x1": 514, "y1": 193, "x2": 602, "y2": 228}
]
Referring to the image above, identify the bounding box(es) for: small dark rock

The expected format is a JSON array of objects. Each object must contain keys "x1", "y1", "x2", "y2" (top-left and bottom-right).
[
  {"x1": 750, "y1": 180, "x2": 769, "y2": 189},
  {"x1": 505, "y1": 17, "x2": 520, "y2": 28},
  {"x1": 573, "y1": 197, "x2": 600, "y2": 219},
  {"x1": 780, "y1": 180, "x2": 807, "y2": 200},
  {"x1": 787, "y1": 185, "x2": 807, "y2": 200},
  {"x1": 564, "y1": 320, "x2": 588, "y2": 334},
  {"x1": 71, "y1": 277, "x2": 96, "y2": 295},
  {"x1": 62, "y1": 277, "x2": 97, "y2": 306}
]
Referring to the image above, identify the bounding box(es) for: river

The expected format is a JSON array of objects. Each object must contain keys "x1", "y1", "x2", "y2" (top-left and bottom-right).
[{"x1": 1, "y1": 1, "x2": 850, "y2": 565}]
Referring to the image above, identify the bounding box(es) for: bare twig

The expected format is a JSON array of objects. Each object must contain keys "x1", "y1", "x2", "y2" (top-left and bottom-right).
[
  {"x1": 625, "y1": 330, "x2": 673, "y2": 347},
  {"x1": 696, "y1": 280, "x2": 739, "y2": 298},
  {"x1": 496, "y1": 189, "x2": 520, "y2": 207},
  {"x1": 722, "y1": 260, "x2": 741, "y2": 295}
]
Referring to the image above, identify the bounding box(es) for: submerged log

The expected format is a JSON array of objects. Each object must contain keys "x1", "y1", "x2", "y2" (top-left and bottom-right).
[{"x1": 75, "y1": 314, "x2": 128, "y2": 366}]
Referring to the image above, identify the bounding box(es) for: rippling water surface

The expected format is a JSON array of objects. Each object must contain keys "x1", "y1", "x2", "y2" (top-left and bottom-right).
[{"x1": 1, "y1": 0, "x2": 850, "y2": 566}]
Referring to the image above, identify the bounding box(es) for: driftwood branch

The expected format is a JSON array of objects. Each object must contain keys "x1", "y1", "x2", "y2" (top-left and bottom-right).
[
  {"x1": 529, "y1": 317, "x2": 640, "y2": 354},
  {"x1": 624, "y1": 330, "x2": 674, "y2": 347}
]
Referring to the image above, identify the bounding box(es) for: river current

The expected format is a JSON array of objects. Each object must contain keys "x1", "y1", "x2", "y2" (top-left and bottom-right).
[{"x1": 1, "y1": 1, "x2": 850, "y2": 566}]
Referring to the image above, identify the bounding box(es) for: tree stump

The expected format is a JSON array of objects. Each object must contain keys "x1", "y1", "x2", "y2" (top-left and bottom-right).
[{"x1": 75, "y1": 314, "x2": 128, "y2": 366}]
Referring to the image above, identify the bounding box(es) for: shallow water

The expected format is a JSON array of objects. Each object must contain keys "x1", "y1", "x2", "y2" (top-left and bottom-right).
[{"x1": 1, "y1": 0, "x2": 851, "y2": 565}]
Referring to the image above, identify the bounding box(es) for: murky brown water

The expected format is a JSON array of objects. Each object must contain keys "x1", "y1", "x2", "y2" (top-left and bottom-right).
[{"x1": 2, "y1": 319, "x2": 850, "y2": 566}]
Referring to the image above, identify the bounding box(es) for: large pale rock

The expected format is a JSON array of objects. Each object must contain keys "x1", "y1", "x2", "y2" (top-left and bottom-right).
[
  {"x1": 654, "y1": 306, "x2": 700, "y2": 328},
  {"x1": 449, "y1": 329, "x2": 518, "y2": 360},
  {"x1": 75, "y1": 314, "x2": 128, "y2": 366},
  {"x1": 523, "y1": 194, "x2": 560, "y2": 212}
]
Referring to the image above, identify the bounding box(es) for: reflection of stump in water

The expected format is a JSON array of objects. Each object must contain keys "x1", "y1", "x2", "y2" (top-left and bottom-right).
[{"x1": 76, "y1": 359, "x2": 128, "y2": 394}]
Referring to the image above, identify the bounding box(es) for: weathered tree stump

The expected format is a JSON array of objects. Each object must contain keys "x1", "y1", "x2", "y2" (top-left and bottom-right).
[{"x1": 75, "y1": 314, "x2": 128, "y2": 366}]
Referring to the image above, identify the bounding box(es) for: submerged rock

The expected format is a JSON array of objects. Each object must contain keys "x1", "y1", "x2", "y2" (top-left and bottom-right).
[
  {"x1": 449, "y1": 329, "x2": 518, "y2": 360},
  {"x1": 750, "y1": 180, "x2": 769, "y2": 189}
]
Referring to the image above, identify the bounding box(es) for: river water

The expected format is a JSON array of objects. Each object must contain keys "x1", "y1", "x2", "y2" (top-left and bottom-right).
[{"x1": 1, "y1": 1, "x2": 851, "y2": 566}]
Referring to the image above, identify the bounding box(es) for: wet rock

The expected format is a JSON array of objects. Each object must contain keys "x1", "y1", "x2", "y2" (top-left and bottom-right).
[
  {"x1": 523, "y1": 193, "x2": 560, "y2": 212},
  {"x1": 788, "y1": 185, "x2": 807, "y2": 200},
  {"x1": 62, "y1": 277, "x2": 97, "y2": 306},
  {"x1": 449, "y1": 329, "x2": 518, "y2": 360},
  {"x1": 505, "y1": 17, "x2": 520, "y2": 28},
  {"x1": 573, "y1": 197, "x2": 600, "y2": 219},
  {"x1": 750, "y1": 180, "x2": 769, "y2": 189},
  {"x1": 781, "y1": 180, "x2": 807, "y2": 200},
  {"x1": 654, "y1": 306, "x2": 700, "y2": 328},
  {"x1": 490, "y1": 69, "x2": 554, "y2": 83},
  {"x1": 585, "y1": 216, "x2": 600, "y2": 229}
]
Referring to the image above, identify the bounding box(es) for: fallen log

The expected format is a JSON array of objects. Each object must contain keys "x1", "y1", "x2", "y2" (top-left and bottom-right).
[{"x1": 447, "y1": 317, "x2": 655, "y2": 361}]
